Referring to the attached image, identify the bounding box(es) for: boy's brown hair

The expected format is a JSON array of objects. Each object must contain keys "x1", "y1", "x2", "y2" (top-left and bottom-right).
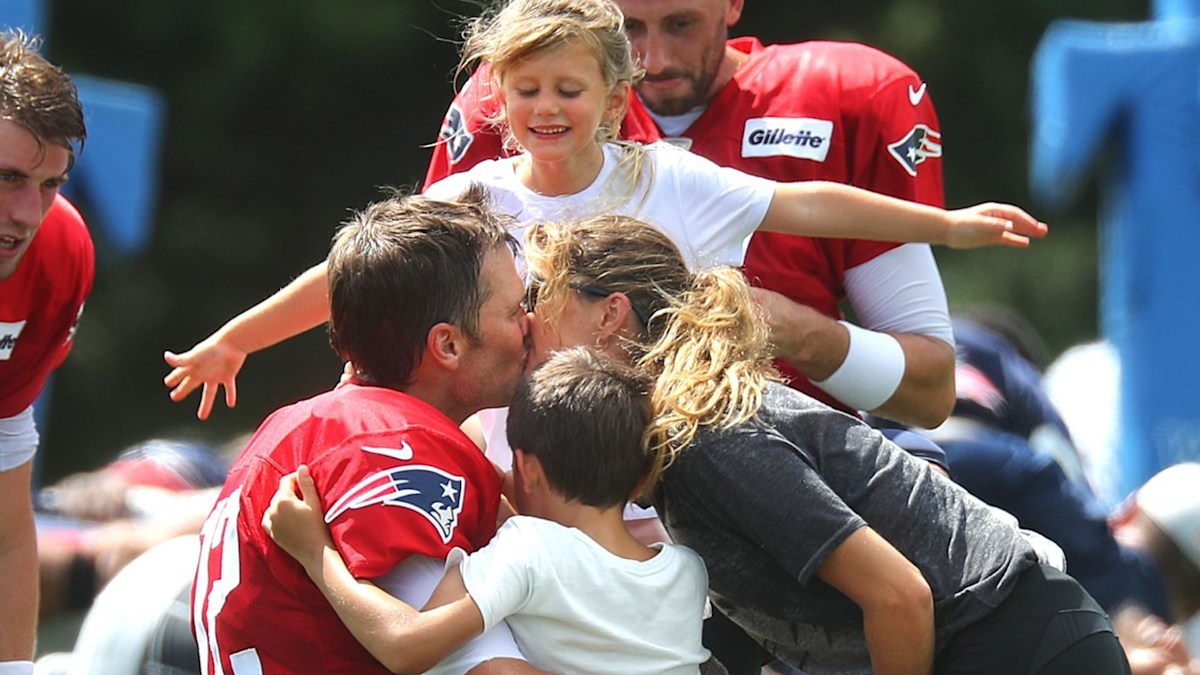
[{"x1": 508, "y1": 347, "x2": 653, "y2": 508}]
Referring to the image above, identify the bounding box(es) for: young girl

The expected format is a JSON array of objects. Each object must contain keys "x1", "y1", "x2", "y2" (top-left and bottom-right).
[{"x1": 162, "y1": 0, "x2": 1046, "y2": 424}]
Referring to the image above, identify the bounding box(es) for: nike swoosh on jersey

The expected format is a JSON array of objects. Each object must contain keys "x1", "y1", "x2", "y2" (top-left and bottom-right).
[
  {"x1": 908, "y1": 83, "x2": 928, "y2": 106},
  {"x1": 362, "y1": 442, "x2": 414, "y2": 461}
]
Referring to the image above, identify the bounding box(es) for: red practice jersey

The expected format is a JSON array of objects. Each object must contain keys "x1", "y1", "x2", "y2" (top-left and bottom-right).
[
  {"x1": 0, "y1": 195, "x2": 94, "y2": 417},
  {"x1": 426, "y1": 38, "x2": 945, "y2": 413},
  {"x1": 192, "y1": 384, "x2": 502, "y2": 674}
]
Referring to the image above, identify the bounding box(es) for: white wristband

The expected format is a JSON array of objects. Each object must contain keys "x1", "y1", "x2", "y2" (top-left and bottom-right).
[
  {"x1": 813, "y1": 321, "x2": 905, "y2": 411},
  {"x1": 0, "y1": 661, "x2": 34, "y2": 675}
]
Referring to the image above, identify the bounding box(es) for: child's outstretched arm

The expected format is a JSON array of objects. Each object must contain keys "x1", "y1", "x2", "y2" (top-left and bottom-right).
[
  {"x1": 761, "y1": 181, "x2": 1048, "y2": 248},
  {"x1": 263, "y1": 466, "x2": 486, "y2": 675},
  {"x1": 163, "y1": 262, "x2": 331, "y2": 420}
]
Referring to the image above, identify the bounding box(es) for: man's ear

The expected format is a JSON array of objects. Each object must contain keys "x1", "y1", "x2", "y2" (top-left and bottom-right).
[
  {"x1": 725, "y1": 0, "x2": 745, "y2": 26},
  {"x1": 425, "y1": 323, "x2": 465, "y2": 370}
]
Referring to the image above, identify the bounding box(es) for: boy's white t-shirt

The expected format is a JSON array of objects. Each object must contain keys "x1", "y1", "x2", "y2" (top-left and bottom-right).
[
  {"x1": 425, "y1": 141, "x2": 777, "y2": 473},
  {"x1": 448, "y1": 515, "x2": 710, "y2": 675}
]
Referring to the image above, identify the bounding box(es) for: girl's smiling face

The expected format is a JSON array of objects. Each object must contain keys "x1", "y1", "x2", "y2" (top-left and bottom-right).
[{"x1": 497, "y1": 41, "x2": 627, "y2": 170}]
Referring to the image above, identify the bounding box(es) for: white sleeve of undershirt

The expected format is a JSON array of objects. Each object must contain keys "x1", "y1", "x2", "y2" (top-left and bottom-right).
[
  {"x1": 842, "y1": 243, "x2": 955, "y2": 346},
  {"x1": 0, "y1": 406, "x2": 38, "y2": 472}
]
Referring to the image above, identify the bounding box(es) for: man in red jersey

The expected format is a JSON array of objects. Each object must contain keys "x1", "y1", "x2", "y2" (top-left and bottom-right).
[
  {"x1": 427, "y1": 0, "x2": 955, "y2": 432},
  {"x1": 191, "y1": 187, "x2": 539, "y2": 674},
  {"x1": 0, "y1": 31, "x2": 90, "y2": 675}
]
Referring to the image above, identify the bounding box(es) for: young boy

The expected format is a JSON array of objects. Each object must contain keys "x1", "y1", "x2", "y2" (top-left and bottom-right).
[{"x1": 263, "y1": 347, "x2": 711, "y2": 674}]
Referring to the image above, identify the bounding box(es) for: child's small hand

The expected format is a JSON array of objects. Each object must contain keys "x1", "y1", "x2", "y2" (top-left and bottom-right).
[
  {"x1": 946, "y1": 203, "x2": 1048, "y2": 249},
  {"x1": 262, "y1": 465, "x2": 333, "y2": 573},
  {"x1": 163, "y1": 335, "x2": 248, "y2": 420}
]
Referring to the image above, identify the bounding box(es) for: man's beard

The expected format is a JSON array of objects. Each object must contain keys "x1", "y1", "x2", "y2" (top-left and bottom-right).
[
  {"x1": 638, "y1": 69, "x2": 710, "y2": 116},
  {"x1": 637, "y1": 27, "x2": 725, "y2": 116}
]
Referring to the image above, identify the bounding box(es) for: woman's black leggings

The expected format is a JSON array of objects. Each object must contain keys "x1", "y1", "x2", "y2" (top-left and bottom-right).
[
  {"x1": 937, "y1": 564, "x2": 1132, "y2": 675},
  {"x1": 705, "y1": 564, "x2": 1131, "y2": 675}
]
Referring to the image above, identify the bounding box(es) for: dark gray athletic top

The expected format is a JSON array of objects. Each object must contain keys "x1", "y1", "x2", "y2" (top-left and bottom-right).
[{"x1": 654, "y1": 383, "x2": 1039, "y2": 674}]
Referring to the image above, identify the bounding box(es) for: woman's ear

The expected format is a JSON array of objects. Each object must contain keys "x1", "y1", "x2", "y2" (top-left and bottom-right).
[{"x1": 597, "y1": 292, "x2": 637, "y2": 340}]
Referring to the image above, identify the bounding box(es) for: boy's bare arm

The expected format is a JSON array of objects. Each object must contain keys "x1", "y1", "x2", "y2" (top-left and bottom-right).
[
  {"x1": 317, "y1": 561, "x2": 486, "y2": 674},
  {"x1": 264, "y1": 468, "x2": 487, "y2": 674}
]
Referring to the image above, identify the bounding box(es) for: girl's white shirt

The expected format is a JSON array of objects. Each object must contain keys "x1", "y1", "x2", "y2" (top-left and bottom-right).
[{"x1": 424, "y1": 141, "x2": 775, "y2": 272}]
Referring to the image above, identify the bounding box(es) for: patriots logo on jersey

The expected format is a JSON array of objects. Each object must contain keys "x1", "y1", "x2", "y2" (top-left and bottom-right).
[
  {"x1": 438, "y1": 104, "x2": 474, "y2": 165},
  {"x1": 326, "y1": 465, "x2": 467, "y2": 544},
  {"x1": 887, "y1": 124, "x2": 943, "y2": 177}
]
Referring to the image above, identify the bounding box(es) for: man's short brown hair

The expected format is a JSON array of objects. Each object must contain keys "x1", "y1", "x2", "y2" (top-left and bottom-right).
[
  {"x1": 326, "y1": 184, "x2": 516, "y2": 389},
  {"x1": 0, "y1": 31, "x2": 86, "y2": 158}
]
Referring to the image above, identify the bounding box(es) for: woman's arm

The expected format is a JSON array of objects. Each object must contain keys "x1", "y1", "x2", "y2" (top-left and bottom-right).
[
  {"x1": 163, "y1": 262, "x2": 331, "y2": 419},
  {"x1": 761, "y1": 181, "x2": 1047, "y2": 249},
  {"x1": 815, "y1": 526, "x2": 935, "y2": 675}
]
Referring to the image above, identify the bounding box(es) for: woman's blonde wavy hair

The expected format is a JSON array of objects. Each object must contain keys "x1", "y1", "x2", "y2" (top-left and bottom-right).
[{"x1": 524, "y1": 215, "x2": 779, "y2": 495}]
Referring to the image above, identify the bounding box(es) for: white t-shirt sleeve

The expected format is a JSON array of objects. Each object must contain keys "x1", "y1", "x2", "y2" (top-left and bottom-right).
[
  {"x1": 0, "y1": 406, "x2": 38, "y2": 472},
  {"x1": 842, "y1": 243, "x2": 955, "y2": 346},
  {"x1": 450, "y1": 519, "x2": 539, "y2": 634},
  {"x1": 656, "y1": 144, "x2": 775, "y2": 268},
  {"x1": 374, "y1": 554, "x2": 526, "y2": 674}
]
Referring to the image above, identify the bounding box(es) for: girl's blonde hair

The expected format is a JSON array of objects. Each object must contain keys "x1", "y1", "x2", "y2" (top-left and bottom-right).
[
  {"x1": 459, "y1": 0, "x2": 641, "y2": 144},
  {"x1": 524, "y1": 215, "x2": 778, "y2": 494},
  {"x1": 458, "y1": 0, "x2": 650, "y2": 205}
]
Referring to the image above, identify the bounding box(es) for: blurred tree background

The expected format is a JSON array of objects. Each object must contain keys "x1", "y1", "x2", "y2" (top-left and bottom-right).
[{"x1": 36, "y1": 0, "x2": 1144, "y2": 479}]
